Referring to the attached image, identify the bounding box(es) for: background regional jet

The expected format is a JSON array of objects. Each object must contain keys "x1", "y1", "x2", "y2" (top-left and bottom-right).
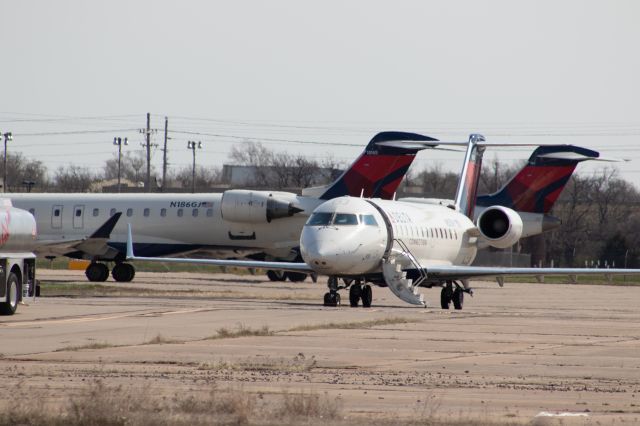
[{"x1": 127, "y1": 134, "x2": 637, "y2": 310}]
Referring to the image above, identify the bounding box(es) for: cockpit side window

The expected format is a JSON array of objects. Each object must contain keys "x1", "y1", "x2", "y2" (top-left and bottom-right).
[
  {"x1": 306, "y1": 212, "x2": 333, "y2": 226},
  {"x1": 360, "y1": 214, "x2": 378, "y2": 226},
  {"x1": 333, "y1": 213, "x2": 359, "y2": 225}
]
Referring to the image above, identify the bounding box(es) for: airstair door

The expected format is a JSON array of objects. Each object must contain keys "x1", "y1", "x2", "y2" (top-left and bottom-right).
[
  {"x1": 72, "y1": 205, "x2": 85, "y2": 229},
  {"x1": 51, "y1": 205, "x2": 63, "y2": 229}
]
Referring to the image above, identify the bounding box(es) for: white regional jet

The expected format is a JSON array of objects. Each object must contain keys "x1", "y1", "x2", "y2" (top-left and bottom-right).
[{"x1": 126, "y1": 134, "x2": 639, "y2": 310}]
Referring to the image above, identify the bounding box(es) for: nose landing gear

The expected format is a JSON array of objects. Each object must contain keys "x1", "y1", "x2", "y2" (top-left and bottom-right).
[
  {"x1": 324, "y1": 277, "x2": 372, "y2": 308},
  {"x1": 440, "y1": 280, "x2": 472, "y2": 310}
]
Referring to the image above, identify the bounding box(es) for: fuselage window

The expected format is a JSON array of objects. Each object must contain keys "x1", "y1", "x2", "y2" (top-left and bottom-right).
[
  {"x1": 333, "y1": 213, "x2": 358, "y2": 225},
  {"x1": 54, "y1": 209, "x2": 60, "y2": 217},
  {"x1": 206, "y1": 208, "x2": 213, "y2": 217},
  {"x1": 306, "y1": 212, "x2": 333, "y2": 226},
  {"x1": 75, "y1": 209, "x2": 82, "y2": 217},
  {"x1": 92, "y1": 208, "x2": 99, "y2": 217},
  {"x1": 360, "y1": 214, "x2": 378, "y2": 226},
  {"x1": 177, "y1": 208, "x2": 183, "y2": 217},
  {"x1": 110, "y1": 208, "x2": 116, "y2": 217},
  {"x1": 144, "y1": 208, "x2": 150, "y2": 217},
  {"x1": 160, "y1": 208, "x2": 167, "y2": 217},
  {"x1": 126, "y1": 208, "x2": 133, "y2": 217},
  {"x1": 192, "y1": 208, "x2": 198, "y2": 217}
]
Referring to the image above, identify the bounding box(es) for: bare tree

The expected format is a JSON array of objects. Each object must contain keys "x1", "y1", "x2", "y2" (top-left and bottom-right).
[
  {"x1": 1, "y1": 153, "x2": 50, "y2": 192},
  {"x1": 227, "y1": 142, "x2": 339, "y2": 189},
  {"x1": 53, "y1": 165, "x2": 98, "y2": 192},
  {"x1": 171, "y1": 165, "x2": 222, "y2": 189},
  {"x1": 103, "y1": 151, "x2": 154, "y2": 184}
]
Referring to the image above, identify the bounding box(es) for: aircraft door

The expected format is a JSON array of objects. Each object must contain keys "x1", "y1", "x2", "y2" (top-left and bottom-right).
[
  {"x1": 51, "y1": 205, "x2": 63, "y2": 229},
  {"x1": 72, "y1": 205, "x2": 85, "y2": 229}
]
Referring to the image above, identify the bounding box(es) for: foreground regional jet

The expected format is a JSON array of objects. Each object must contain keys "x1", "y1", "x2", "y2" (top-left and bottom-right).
[
  {"x1": 10, "y1": 132, "x2": 439, "y2": 282},
  {"x1": 127, "y1": 134, "x2": 636, "y2": 309}
]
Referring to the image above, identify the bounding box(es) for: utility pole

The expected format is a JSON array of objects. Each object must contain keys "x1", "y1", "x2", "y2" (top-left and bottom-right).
[
  {"x1": 187, "y1": 141, "x2": 202, "y2": 193},
  {"x1": 2, "y1": 132, "x2": 13, "y2": 193},
  {"x1": 113, "y1": 137, "x2": 128, "y2": 193},
  {"x1": 162, "y1": 116, "x2": 168, "y2": 192},
  {"x1": 145, "y1": 112, "x2": 151, "y2": 192}
]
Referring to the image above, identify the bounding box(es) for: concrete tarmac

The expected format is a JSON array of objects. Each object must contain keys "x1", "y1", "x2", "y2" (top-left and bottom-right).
[{"x1": 2, "y1": 269, "x2": 640, "y2": 424}]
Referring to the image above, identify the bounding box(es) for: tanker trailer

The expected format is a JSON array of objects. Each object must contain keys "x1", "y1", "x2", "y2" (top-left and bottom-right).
[{"x1": 0, "y1": 199, "x2": 37, "y2": 315}]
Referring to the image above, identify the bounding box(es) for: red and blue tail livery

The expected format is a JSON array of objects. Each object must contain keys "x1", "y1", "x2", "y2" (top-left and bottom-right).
[
  {"x1": 319, "y1": 131, "x2": 438, "y2": 200},
  {"x1": 476, "y1": 145, "x2": 600, "y2": 214}
]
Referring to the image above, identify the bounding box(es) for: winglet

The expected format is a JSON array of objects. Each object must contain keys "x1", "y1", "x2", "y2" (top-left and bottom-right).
[
  {"x1": 126, "y1": 224, "x2": 135, "y2": 260},
  {"x1": 90, "y1": 212, "x2": 122, "y2": 239}
]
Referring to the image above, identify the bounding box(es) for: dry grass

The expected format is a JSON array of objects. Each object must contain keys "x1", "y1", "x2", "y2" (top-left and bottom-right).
[
  {"x1": 55, "y1": 341, "x2": 119, "y2": 352},
  {"x1": 209, "y1": 323, "x2": 274, "y2": 340},
  {"x1": 197, "y1": 353, "x2": 318, "y2": 373},
  {"x1": 287, "y1": 316, "x2": 416, "y2": 332},
  {"x1": 143, "y1": 333, "x2": 183, "y2": 345},
  {"x1": 0, "y1": 379, "x2": 345, "y2": 426}
]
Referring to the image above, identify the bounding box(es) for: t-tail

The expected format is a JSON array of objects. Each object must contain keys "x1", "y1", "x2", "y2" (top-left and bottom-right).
[
  {"x1": 476, "y1": 145, "x2": 600, "y2": 214},
  {"x1": 318, "y1": 131, "x2": 439, "y2": 200},
  {"x1": 454, "y1": 134, "x2": 486, "y2": 219}
]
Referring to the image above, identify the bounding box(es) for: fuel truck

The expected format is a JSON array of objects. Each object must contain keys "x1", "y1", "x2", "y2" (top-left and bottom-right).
[{"x1": 0, "y1": 199, "x2": 37, "y2": 315}]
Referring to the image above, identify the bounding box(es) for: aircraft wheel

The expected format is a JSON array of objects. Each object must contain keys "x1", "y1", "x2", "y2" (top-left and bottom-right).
[
  {"x1": 361, "y1": 285, "x2": 372, "y2": 308},
  {"x1": 112, "y1": 263, "x2": 135, "y2": 282},
  {"x1": 440, "y1": 286, "x2": 453, "y2": 309},
  {"x1": 323, "y1": 292, "x2": 340, "y2": 307},
  {"x1": 267, "y1": 270, "x2": 286, "y2": 282},
  {"x1": 286, "y1": 272, "x2": 308, "y2": 282},
  {"x1": 452, "y1": 288, "x2": 464, "y2": 310},
  {"x1": 349, "y1": 284, "x2": 362, "y2": 307},
  {"x1": 86, "y1": 263, "x2": 109, "y2": 282},
  {"x1": 0, "y1": 273, "x2": 19, "y2": 315}
]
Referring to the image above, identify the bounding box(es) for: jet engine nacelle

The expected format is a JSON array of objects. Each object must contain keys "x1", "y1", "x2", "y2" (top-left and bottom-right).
[
  {"x1": 220, "y1": 190, "x2": 303, "y2": 223},
  {"x1": 476, "y1": 206, "x2": 523, "y2": 249}
]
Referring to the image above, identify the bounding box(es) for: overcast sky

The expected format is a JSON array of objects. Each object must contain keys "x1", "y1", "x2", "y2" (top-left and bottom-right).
[{"x1": 1, "y1": 0, "x2": 639, "y2": 187}]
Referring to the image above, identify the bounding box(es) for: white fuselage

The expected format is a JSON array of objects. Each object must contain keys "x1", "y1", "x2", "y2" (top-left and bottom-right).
[
  {"x1": 9, "y1": 193, "x2": 322, "y2": 260},
  {"x1": 300, "y1": 197, "x2": 478, "y2": 276}
]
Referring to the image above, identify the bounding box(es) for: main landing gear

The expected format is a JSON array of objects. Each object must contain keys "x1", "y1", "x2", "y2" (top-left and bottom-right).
[
  {"x1": 266, "y1": 270, "x2": 308, "y2": 282},
  {"x1": 440, "y1": 280, "x2": 471, "y2": 310},
  {"x1": 324, "y1": 277, "x2": 372, "y2": 308},
  {"x1": 85, "y1": 261, "x2": 136, "y2": 282}
]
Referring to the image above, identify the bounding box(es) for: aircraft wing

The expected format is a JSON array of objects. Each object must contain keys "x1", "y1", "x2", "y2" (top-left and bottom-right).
[
  {"x1": 422, "y1": 265, "x2": 640, "y2": 283},
  {"x1": 126, "y1": 225, "x2": 313, "y2": 273},
  {"x1": 36, "y1": 213, "x2": 123, "y2": 258}
]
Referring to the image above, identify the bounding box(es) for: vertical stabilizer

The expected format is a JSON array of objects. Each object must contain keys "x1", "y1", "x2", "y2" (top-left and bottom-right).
[
  {"x1": 454, "y1": 134, "x2": 486, "y2": 219},
  {"x1": 476, "y1": 145, "x2": 600, "y2": 214},
  {"x1": 319, "y1": 131, "x2": 438, "y2": 200}
]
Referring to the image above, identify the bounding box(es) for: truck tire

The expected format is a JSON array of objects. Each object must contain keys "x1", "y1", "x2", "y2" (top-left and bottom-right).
[{"x1": 0, "y1": 273, "x2": 20, "y2": 315}]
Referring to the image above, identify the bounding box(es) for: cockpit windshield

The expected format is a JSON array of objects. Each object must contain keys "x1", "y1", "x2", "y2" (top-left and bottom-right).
[
  {"x1": 360, "y1": 214, "x2": 378, "y2": 226},
  {"x1": 333, "y1": 213, "x2": 359, "y2": 225},
  {"x1": 306, "y1": 212, "x2": 333, "y2": 226},
  {"x1": 306, "y1": 212, "x2": 379, "y2": 227}
]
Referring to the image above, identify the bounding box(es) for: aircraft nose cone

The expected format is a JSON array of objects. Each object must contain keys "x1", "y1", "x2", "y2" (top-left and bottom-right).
[{"x1": 301, "y1": 227, "x2": 373, "y2": 275}]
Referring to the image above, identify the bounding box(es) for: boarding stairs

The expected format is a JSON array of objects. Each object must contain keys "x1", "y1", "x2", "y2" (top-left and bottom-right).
[{"x1": 381, "y1": 239, "x2": 427, "y2": 306}]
